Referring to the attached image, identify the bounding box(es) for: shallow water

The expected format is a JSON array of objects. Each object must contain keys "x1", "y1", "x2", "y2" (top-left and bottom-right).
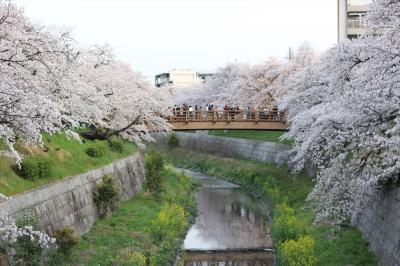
[{"x1": 176, "y1": 169, "x2": 273, "y2": 266}]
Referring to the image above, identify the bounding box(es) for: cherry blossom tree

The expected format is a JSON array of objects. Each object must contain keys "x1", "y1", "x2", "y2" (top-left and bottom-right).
[
  {"x1": 0, "y1": 1, "x2": 80, "y2": 161},
  {"x1": 73, "y1": 45, "x2": 172, "y2": 146},
  {"x1": 173, "y1": 46, "x2": 314, "y2": 108},
  {"x1": 281, "y1": 0, "x2": 400, "y2": 224},
  {"x1": 0, "y1": 1, "x2": 172, "y2": 160}
]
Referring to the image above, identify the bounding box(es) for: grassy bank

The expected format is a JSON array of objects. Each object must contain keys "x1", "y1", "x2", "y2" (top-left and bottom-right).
[
  {"x1": 0, "y1": 133, "x2": 137, "y2": 196},
  {"x1": 68, "y1": 166, "x2": 197, "y2": 266},
  {"x1": 157, "y1": 144, "x2": 377, "y2": 266},
  {"x1": 185, "y1": 130, "x2": 292, "y2": 144}
]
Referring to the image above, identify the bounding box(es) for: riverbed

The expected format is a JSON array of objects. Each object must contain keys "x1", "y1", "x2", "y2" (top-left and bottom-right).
[{"x1": 176, "y1": 168, "x2": 273, "y2": 266}]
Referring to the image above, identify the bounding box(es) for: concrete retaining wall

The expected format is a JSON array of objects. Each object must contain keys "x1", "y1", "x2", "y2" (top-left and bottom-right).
[
  {"x1": 352, "y1": 187, "x2": 400, "y2": 266},
  {"x1": 0, "y1": 153, "x2": 145, "y2": 236},
  {"x1": 175, "y1": 132, "x2": 290, "y2": 165}
]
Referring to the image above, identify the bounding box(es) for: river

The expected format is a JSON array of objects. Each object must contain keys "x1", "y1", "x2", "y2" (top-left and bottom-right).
[{"x1": 176, "y1": 169, "x2": 274, "y2": 266}]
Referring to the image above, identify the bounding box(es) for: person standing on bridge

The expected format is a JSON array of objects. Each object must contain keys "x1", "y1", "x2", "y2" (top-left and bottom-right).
[
  {"x1": 251, "y1": 105, "x2": 257, "y2": 120},
  {"x1": 188, "y1": 105, "x2": 194, "y2": 119}
]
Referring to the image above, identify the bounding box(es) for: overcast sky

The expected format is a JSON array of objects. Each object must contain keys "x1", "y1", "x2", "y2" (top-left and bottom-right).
[{"x1": 16, "y1": 0, "x2": 339, "y2": 79}]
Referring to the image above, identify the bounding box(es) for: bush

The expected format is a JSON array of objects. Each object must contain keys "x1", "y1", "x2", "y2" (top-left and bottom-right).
[
  {"x1": 148, "y1": 240, "x2": 176, "y2": 266},
  {"x1": 272, "y1": 215, "x2": 307, "y2": 243},
  {"x1": 18, "y1": 156, "x2": 54, "y2": 179},
  {"x1": 85, "y1": 145, "x2": 106, "y2": 157},
  {"x1": 11, "y1": 232, "x2": 58, "y2": 266},
  {"x1": 262, "y1": 176, "x2": 288, "y2": 205},
  {"x1": 149, "y1": 203, "x2": 186, "y2": 242},
  {"x1": 110, "y1": 139, "x2": 124, "y2": 153},
  {"x1": 277, "y1": 235, "x2": 316, "y2": 266},
  {"x1": 116, "y1": 249, "x2": 147, "y2": 266},
  {"x1": 274, "y1": 202, "x2": 295, "y2": 217},
  {"x1": 54, "y1": 227, "x2": 79, "y2": 257},
  {"x1": 16, "y1": 211, "x2": 39, "y2": 230},
  {"x1": 167, "y1": 133, "x2": 179, "y2": 149},
  {"x1": 144, "y1": 151, "x2": 165, "y2": 194},
  {"x1": 93, "y1": 175, "x2": 119, "y2": 217}
]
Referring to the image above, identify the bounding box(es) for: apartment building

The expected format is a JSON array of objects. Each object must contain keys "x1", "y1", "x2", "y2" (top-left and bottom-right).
[
  {"x1": 338, "y1": 0, "x2": 371, "y2": 42},
  {"x1": 155, "y1": 69, "x2": 213, "y2": 88}
]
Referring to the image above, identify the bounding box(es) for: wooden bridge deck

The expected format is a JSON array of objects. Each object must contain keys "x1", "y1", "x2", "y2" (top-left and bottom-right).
[{"x1": 169, "y1": 110, "x2": 287, "y2": 130}]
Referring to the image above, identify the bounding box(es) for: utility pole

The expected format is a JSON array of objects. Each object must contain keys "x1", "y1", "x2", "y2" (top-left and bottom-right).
[{"x1": 285, "y1": 47, "x2": 294, "y2": 61}]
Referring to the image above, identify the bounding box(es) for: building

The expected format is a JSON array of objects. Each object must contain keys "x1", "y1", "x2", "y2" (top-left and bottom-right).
[
  {"x1": 338, "y1": 0, "x2": 371, "y2": 42},
  {"x1": 155, "y1": 69, "x2": 213, "y2": 88},
  {"x1": 198, "y1": 73, "x2": 214, "y2": 83}
]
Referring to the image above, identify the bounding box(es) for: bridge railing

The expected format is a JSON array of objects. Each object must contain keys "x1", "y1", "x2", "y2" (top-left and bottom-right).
[{"x1": 169, "y1": 110, "x2": 286, "y2": 123}]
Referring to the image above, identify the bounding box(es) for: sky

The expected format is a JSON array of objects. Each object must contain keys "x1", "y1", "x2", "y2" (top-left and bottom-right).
[{"x1": 16, "y1": 0, "x2": 339, "y2": 80}]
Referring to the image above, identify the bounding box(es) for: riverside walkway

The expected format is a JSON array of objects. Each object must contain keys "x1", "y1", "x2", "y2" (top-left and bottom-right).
[{"x1": 169, "y1": 110, "x2": 287, "y2": 130}]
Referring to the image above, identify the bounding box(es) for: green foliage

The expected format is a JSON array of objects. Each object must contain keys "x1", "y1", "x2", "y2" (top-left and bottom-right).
[
  {"x1": 116, "y1": 249, "x2": 147, "y2": 266},
  {"x1": 85, "y1": 144, "x2": 106, "y2": 157},
  {"x1": 15, "y1": 211, "x2": 39, "y2": 230},
  {"x1": 17, "y1": 156, "x2": 54, "y2": 179},
  {"x1": 109, "y1": 139, "x2": 124, "y2": 153},
  {"x1": 262, "y1": 176, "x2": 289, "y2": 205},
  {"x1": 274, "y1": 202, "x2": 295, "y2": 217},
  {"x1": 149, "y1": 203, "x2": 186, "y2": 242},
  {"x1": 144, "y1": 151, "x2": 165, "y2": 194},
  {"x1": 13, "y1": 235, "x2": 43, "y2": 266},
  {"x1": 148, "y1": 240, "x2": 176, "y2": 266},
  {"x1": 54, "y1": 227, "x2": 79, "y2": 257},
  {"x1": 167, "y1": 133, "x2": 180, "y2": 149},
  {"x1": 18, "y1": 158, "x2": 39, "y2": 179},
  {"x1": 277, "y1": 235, "x2": 316, "y2": 266},
  {"x1": 272, "y1": 215, "x2": 307, "y2": 243},
  {"x1": 93, "y1": 175, "x2": 119, "y2": 217}
]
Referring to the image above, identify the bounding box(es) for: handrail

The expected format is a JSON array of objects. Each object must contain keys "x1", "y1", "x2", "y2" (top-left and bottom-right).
[{"x1": 169, "y1": 110, "x2": 285, "y2": 123}]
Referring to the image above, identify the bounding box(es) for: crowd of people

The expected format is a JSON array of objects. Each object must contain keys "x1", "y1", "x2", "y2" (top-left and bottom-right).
[{"x1": 171, "y1": 104, "x2": 281, "y2": 120}]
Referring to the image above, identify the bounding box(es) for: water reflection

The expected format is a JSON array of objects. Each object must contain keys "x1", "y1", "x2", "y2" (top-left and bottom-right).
[
  {"x1": 184, "y1": 188, "x2": 272, "y2": 250},
  {"x1": 179, "y1": 169, "x2": 273, "y2": 266}
]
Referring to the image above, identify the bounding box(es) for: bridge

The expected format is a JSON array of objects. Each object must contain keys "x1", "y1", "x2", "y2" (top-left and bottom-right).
[{"x1": 169, "y1": 110, "x2": 287, "y2": 130}]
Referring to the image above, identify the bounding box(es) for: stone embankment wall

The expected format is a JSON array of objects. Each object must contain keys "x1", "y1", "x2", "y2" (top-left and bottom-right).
[
  {"x1": 170, "y1": 132, "x2": 399, "y2": 266},
  {"x1": 0, "y1": 153, "x2": 145, "y2": 236},
  {"x1": 174, "y1": 132, "x2": 290, "y2": 165},
  {"x1": 352, "y1": 187, "x2": 400, "y2": 266}
]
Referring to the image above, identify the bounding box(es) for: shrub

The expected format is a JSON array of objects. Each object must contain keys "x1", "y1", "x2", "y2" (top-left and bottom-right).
[
  {"x1": 149, "y1": 203, "x2": 186, "y2": 242},
  {"x1": 16, "y1": 211, "x2": 39, "y2": 230},
  {"x1": 18, "y1": 156, "x2": 53, "y2": 179},
  {"x1": 144, "y1": 151, "x2": 165, "y2": 194},
  {"x1": 37, "y1": 158, "x2": 53, "y2": 179},
  {"x1": 54, "y1": 227, "x2": 79, "y2": 257},
  {"x1": 110, "y1": 139, "x2": 124, "y2": 153},
  {"x1": 148, "y1": 240, "x2": 176, "y2": 266},
  {"x1": 167, "y1": 133, "x2": 180, "y2": 149},
  {"x1": 272, "y1": 215, "x2": 307, "y2": 243},
  {"x1": 277, "y1": 235, "x2": 316, "y2": 266},
  {"x1": 274, "y1": 202, "x2": 295, "y2": 217},
  {"x1": 10, "y1": 230, "x2": 58, "y2": 266},
  {"x1": 13, "y1": 234, "x2": 43, "y2": 265},
  {"x1": 116, "y1": 249, "x2": 147, "y2": 266},
  {"x1": 85, "y1": 145, "x2": 106, "y2": 157},
  {"x1": 93, "y1": 175, "x2": 119, "y2": 217},
  {"x1": 262, "y1": 176, "x2": 288, "y2": 205}
]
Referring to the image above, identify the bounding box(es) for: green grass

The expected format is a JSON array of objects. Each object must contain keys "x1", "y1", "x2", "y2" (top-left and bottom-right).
[
  {"x1": 0, "y1": 134, "x2": 137, "y2": 196},
  {"x1": 69, "y1": 166, "x2": 197, "y2": 266},
  {"x1": 156, "y1": 145, "x2": 378, "y2": 266},
  {"x1": 188, "y1": 130, "x2": 293, "y2": 144}
]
